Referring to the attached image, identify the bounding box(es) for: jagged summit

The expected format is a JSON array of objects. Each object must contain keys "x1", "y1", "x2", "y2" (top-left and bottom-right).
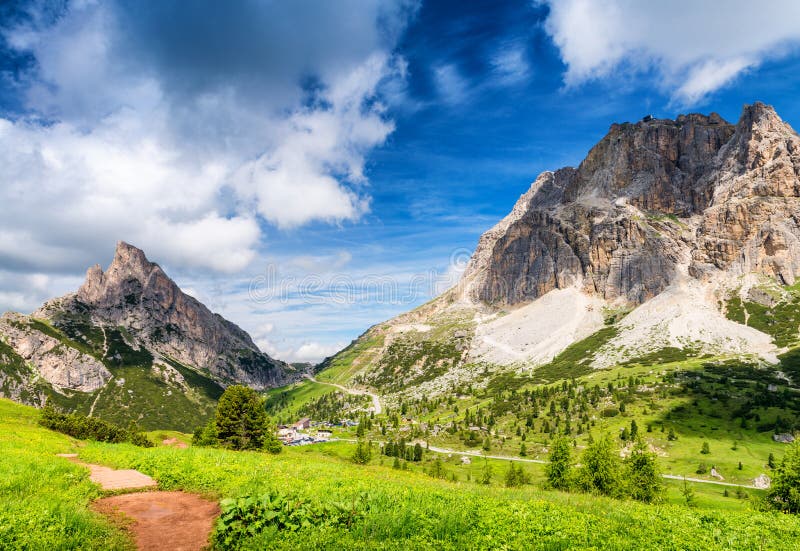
[
  {"x1": 77, "y1": 241, "x2": 165, "y2": 307},
  {"x1": 36, "y1": 241, "x2": 290, "y2": 389},
  {"x1": 460, "y1": 102, "x2": 800, "y2": 306}
]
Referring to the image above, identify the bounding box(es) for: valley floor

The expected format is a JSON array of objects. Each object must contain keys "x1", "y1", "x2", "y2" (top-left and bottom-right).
[{"x1": 2, "y1": 399, "x2": 800, "y2": 549}]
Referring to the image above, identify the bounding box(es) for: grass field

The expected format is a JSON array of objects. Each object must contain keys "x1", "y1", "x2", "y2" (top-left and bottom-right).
[
  {"x1": 284, "y1": 349, "x2": 800, "y2": 495},
  {"x1": 0, "y1": 399, "x2": 130, "y2": 550},
  {"x1": 3, "y1": 397, "x2": 800, "y2": 549}
]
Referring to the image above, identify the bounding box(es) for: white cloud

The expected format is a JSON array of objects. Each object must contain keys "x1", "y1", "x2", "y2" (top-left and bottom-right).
[
  {"x1": 541, "y1": 0, "x2": 800, "y2": 104},
  {"x1": 491, "y1": 44, "x2": 530, "y2": 85},
  {"x1": 0, "y1": 112, "x2": 260, "y2": 273},
  {"x1": 0, "y1": 0, "x2": 413, "y2": 277},
  {"x1": 0, "y1": 270, "x2": 83, "y2": 313},
  {"x1": 675, "y1": 58, "x2": 753, "y2": 106},
  {"x1": 255, "y1": 337, "x2": 345, "y2": 364}
]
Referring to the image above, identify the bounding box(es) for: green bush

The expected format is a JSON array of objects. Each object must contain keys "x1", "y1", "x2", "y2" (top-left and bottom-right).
[
  {"x1": 38, "y1": 404, "x2": 152, "y2": 447},
  {"x1": 504, "y1": 463, "x2": 530, "y2": 488},
  {"x1": 192, "y1": 420, "x2": 219, "y2": 447},
  {"x1": 351, "y1": 440, "x2": 372, "y2": 465}
]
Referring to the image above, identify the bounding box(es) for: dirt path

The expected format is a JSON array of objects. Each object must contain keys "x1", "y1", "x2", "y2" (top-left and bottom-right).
[
  {"x1": 304, "y1": 374, "x2": 383, "y2": 414},
  {"x1": 93, "y1": 492, "x2": 219, "y2": 551},
  {"x1": 57, "y1": 454, "x2": 218, "y2": 550},
  {"x1": 662, "y1": 474, "x2": 758, "y2": 489},
  {"x1": 57, "y1": 453, "x2": 157, "y2": 490}
]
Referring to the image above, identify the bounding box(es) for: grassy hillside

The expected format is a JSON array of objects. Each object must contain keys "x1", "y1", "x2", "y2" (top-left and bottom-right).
[
  {"x1": 0, "y1": 399, "x2": 130, "y2": 549},
  {"x1": 5, "y1": 397, "x2": 800, "y2": 548},
  {"x1": 282, "y1": 348, "x2": 800, "y2": 490},
  {"x1": 0, "y1": 315, "x2": 223, "y2": 431},
  {"x1": 3, "y1": 397, "x2": 800, "y2": 549}
]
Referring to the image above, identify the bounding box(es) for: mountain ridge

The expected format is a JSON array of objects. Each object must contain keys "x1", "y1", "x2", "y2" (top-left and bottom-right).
[{"x1": 317, "y1": 102, "x2": 800, "y2": 400}]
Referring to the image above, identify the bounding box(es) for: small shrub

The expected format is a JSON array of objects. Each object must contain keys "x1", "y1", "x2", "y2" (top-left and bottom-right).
[
  {"x1": 504, "y1": 463, "x2": 530, "y2": 488},
  {"x1": 682, "y1": 479, "x2": 697, "y2": 508},
  {"x1": 479, "y1": 460, "x2": 492, "y2": 485},
  {"x1": 352, "y1": 440, "x2": 372, "y2": 465}
]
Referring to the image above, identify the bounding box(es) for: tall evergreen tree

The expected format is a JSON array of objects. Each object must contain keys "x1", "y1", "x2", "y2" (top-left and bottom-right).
[
  {"x1": 625, "y1": 438, "x2": 663, "y2": 503},
  {"x1": 545, "y1": 436, "x2": 573, "y2": 490},
  {"x1": 765, "y1": 443, "x2": 800, "y2": 513},
  {"x1": 214, "y1": 385, "x2": 280, "y2": 452},
  {"x1": 577, "y1": 434, "x2": 623, "y2": 497}
]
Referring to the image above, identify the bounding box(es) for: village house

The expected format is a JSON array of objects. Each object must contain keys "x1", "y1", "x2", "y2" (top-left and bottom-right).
[{"x1": 293, "y1": 417, "x2": 311, "y2": 430}]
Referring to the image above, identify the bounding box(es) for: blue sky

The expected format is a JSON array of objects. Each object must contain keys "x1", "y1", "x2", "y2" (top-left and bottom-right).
[{"x1": 2, "y1": 1, "x2": 800, "y2": 362}]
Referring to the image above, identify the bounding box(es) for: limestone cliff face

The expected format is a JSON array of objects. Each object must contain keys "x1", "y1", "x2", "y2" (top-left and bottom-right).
[
  {"x1": 30, "y1": 242, "x2": 291, "y2": 389},
  {"x1": 0, "y1": 312, "x2": 110, "y2": 392},
  {"x1": 461, "y1": 103, "x2": 800, "y2": 306}
]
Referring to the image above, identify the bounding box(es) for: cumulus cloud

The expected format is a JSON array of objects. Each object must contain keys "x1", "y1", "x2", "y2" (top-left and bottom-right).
[
  {"x1": 255, "y1": 337, "x2": 345, "y2": 364},
  {"x1": 0, "y1": 0, "x2": 415, "y2": 277},
  {"x1": 541, "y1": 0, "x2": 800, "y2": 104}
]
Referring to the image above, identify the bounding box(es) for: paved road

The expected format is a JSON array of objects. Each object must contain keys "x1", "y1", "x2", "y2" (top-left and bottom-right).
[{"x1": 304, "y1": 374, "x2": 383, "y2": 414}]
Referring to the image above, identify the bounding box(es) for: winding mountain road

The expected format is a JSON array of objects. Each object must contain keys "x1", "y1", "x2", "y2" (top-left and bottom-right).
[
  {"x1": 304, "y1": 374, "x2": 383, "y2": 414},
  {"x1": 333, "y1": 439, "x2": 762, "y2": 489}
]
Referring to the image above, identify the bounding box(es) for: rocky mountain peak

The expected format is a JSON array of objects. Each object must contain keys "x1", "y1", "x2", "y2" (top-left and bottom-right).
[
  {"x1": 35, "y1": 242, "x2": 294, "y2": 389},
  {"x1": 77, "y1": 241, "x2": 164, "y2": 307},
  {"x1": 460, "y1": 102, "x2": 800, "y2": 306},
  {"x1": 723, "y1": 101, "x2": 799, "y2": 178}
]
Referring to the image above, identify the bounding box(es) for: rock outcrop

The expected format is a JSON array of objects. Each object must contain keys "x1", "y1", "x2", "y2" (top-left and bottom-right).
[
  {"x1": 0, "y1": 312, "x2": 111, "y2": 392},
  {"x1": 461, "y1": 103, "x2": 800, "y2": 306}
]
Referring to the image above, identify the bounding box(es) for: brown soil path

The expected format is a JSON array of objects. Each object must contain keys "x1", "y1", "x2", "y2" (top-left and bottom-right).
[
  {"x1": 93, "y1": 491, "x2": 220, "y2": 551},
  {"x1": 57, "y1": 453, "x2": 157, "y2": 490},
  {"x1": 57, "y1": 453, "x2": 219, "y2": 550}
]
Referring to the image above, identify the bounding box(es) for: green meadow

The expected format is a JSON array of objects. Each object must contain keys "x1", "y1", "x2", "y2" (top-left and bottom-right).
[{"x1": 2, "y1": 397, "x2": 800, "y2": 549}]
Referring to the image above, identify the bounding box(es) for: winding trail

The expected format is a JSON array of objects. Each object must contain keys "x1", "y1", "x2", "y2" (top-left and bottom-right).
[
  {"x1": 57, "y1": 453, "x2": 157, "y2": 490},
  {"x1": 56, "y1": 454, "x2": 218, "y2": 551},
  {"x1": 304, "y1": 374, "x2": 383, "y2": 414},
  {"x1": 661, "y1": 474, "x2": 758, "y2": 489}
]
